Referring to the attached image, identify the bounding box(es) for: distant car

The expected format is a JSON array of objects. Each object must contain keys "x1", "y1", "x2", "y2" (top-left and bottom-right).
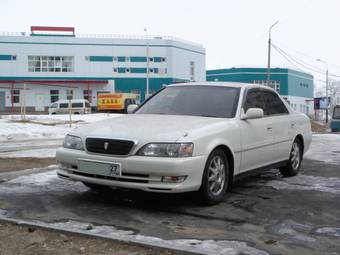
[
  {"x1": 330, "y1": 105, "x2": 340, "y2": 132},
  {"x1": 56, "y1": 82, "x2": 312, "y2": 205},
  {"x1": 48, "y1": 99, "x2": 91, "y2": 115}
]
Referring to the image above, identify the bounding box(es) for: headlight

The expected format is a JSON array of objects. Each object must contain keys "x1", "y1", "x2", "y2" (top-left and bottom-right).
[
  {"x1": 136, "y1": 143, "x2": 193, "y2": 157},
  {"x1": 62, "y1": 135, "x2": 84, "y2": 150}
]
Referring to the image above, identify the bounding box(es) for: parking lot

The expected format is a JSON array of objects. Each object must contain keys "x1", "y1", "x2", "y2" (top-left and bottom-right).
[{"x1": 0, "y1": 131, "x2": 339, "y2": 255}]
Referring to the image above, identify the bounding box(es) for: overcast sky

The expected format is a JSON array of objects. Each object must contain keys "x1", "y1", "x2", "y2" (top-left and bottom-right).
[{"x1": 1, "y1": 0, "x2": 340, "y2": 85}]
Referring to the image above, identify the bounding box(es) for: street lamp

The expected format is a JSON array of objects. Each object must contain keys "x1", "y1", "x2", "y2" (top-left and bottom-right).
[
  {"x1": 267, "y1": 20, "x2": 279, "y2": 84},
  {"x1": 316, "y1": 58, "x2": 329, "y2": 123},
  {"x1": 144, "y1": 28, "x2": 150, "y2": 100}
]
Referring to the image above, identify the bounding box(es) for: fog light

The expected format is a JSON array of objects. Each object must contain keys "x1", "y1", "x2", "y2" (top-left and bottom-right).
[
  {"x1": 161, "y1": 176, "x2": 187, "y2": 183},
  {"x1": 58, "y1": 162, "x2": 76, "y2": 170}
]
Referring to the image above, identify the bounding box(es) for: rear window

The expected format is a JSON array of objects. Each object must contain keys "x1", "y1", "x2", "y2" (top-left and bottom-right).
[
  {"x1": 333, "y1": 107, "x2": 340, "y2": 119},
  {"x1": 72, "y1": 103, "x2": 84, "y2": 108},
  {"x1": 59, "y1": 103, "x2": 69, "y2": 108}
]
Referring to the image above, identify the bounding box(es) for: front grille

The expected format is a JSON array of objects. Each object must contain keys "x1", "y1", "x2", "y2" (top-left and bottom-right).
[
  {"x1": 72, "y1": 171, "x2": 149, "y2": 183},
  {"x1": 86, "y1": 138, "x2": 135, "y2": 155}
]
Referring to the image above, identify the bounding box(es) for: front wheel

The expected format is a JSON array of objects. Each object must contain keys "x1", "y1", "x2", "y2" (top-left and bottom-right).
[
  {"x1": 279, "y1": 138, "x2": 302, "y2": 177},
  {"x1": 198, "y1": 149, "x2": 229, "y2": 205}
]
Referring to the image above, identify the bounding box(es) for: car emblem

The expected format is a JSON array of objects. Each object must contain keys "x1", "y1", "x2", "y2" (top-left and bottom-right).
[{"x1": 104, "y1": 142, "x2": 109, "y2": 150}]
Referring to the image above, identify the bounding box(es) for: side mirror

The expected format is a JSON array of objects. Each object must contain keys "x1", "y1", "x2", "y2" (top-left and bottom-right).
[
  {"x1": 127, "y1": 104, "x2": 138, "y2": 114},
  {"x1": 241, "y1": 108, "x2": 264, "y2": 120}
]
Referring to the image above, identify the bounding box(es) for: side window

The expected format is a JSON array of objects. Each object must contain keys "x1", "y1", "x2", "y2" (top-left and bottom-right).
[
  {"x1": 59, "y1": 103, "x2": 69, "y2": 108},
  {"x1": 262, "y1": 90, "x2": 289, "y2": 115},
  {"x1": 243, "y1": 89, "x2": 264, "y2": 113},
  {"x1": 72, "y1": 103, "x2": 84, "y2": 108}
]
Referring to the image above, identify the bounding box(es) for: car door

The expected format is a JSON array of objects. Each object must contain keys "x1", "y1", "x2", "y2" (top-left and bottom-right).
[
  {"x1": 262, "y1": 90, "x2": 292, "y2": 162},
  {"x1": 239, "y1": 88, "x2": 276, "y2": 173}
]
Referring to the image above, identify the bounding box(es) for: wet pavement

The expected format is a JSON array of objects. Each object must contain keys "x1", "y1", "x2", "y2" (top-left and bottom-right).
[{"x1": 0, "y1": 156, "x2": 339, "y2": 255}]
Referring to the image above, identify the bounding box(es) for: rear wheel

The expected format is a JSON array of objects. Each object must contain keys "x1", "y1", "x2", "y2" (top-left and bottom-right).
[
  {"x1": 279, "y1": 138, "x2": 302, "y2": 177},
  {"x1": 198, "y1": 149, "x2": 229, "y2": 205}
]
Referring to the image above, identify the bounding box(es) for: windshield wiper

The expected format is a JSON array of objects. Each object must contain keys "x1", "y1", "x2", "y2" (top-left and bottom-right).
[{"x1": 198, "y1": 114, "x2": 219, "y2": 118}]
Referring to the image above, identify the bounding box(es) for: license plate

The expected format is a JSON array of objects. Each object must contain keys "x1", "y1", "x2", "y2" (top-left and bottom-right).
[{"x1": 78, "y1": 159, "x2": 122, "y2": 177}]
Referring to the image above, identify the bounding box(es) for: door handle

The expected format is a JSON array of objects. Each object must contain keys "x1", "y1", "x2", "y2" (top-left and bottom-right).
[{"x1": 267, "y1": 127, "x2": 273, "y2": 131}]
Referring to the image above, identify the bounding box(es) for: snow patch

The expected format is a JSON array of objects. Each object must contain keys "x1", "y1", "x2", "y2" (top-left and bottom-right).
[
  {"x1": 263, "y1": 174, "x2": 340, "y2": 194},
  {"x1": 270, "y1": 220, "x2": 315, "y2": 242},
  {"x1": 305, "y1": 134, "x2": 340, "y2": 165},
  {"x1": 0, "y1": 148, "x2": 57, "y2": 158},
  {"x1": 314, "y1": 227, "x2": 340, "y2": 237},
  {"x1": 0, "y1": 169, "x2": 87, "y2": 194}
]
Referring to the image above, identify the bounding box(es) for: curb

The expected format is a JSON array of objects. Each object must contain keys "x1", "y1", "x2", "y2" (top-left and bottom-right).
[{"x1": 0, "y1": 217, "x2": 202, "y2": 255}]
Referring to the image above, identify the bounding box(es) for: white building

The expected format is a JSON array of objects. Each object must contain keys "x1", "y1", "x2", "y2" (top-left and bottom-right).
[{"x1": 0, "y1": 26, "x2": 206, "y2": 112}]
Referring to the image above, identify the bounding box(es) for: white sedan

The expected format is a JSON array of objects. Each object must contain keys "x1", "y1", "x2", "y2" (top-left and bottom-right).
[{"x1": 56, "y1": 82, "x2": 312, "y2": 205}]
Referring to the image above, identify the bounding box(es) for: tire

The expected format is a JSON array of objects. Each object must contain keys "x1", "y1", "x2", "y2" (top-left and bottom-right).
[
  {"x1": 198, "y1": 149, "x2": 230, "y2": 205},
  {"x1": 279, "y1": 138, "x2": 303, "y2": 177},
  {"x1": 82, "y1": 182, "x2": 109, "y2": 192}
]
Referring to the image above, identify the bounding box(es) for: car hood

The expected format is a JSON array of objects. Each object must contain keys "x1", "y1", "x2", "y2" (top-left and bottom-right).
[{"x1": 71, "y1": 114, "x2": 229, "y2": 144}]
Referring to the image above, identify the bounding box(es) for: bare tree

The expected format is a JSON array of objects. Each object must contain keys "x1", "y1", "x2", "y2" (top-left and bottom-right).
[{"x1": 329, "y1": 79, "x2": 340, "y2": 115}]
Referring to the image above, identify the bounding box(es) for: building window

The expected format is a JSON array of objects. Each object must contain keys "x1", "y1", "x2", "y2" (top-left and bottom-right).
[
  {"x1": 190, "y1": 61, "x2": 195, "y2": 81},
  {"x1": 126, "y1": 68, "x2": 131, "y2": 73},
  {"x1": 12, "y1": 55, "x2": 17, "y2": 60},
  {"x1": 83, "y1": 90, "x2": 92, "y2": 102},
  {"x1": 66, "y1": 89, "x2": 73, "y2": 100},
  {"x1": 11, "y1": 89, "x2": 20, "y2": 103},
  {"x1": 50, "y1": 90, "x2": 59, "y2": 103},
  {"x1": 28, "y1": 56, "x2": 74, "y2": 72},
  {"x1": 161, "y1": 57, "x2": 166, "y2": 62},
  {"x1": 113, "y1": 68, "x2": 118, "y2": 73},
  {"x1": 149, "y1": 57, "x2": 154, "y2": 62},
  {"x1": 253, "y1": 80, "x2": 280, "y2": 92}
]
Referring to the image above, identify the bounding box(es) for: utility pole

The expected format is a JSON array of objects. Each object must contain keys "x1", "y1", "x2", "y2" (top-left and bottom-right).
[
  {"x1": 144, "y1": 28, "x2": 150, "y2": 100},
  {"x1": 316, "y1": 59, "x2": 329, "y2": 123},
  {"x1": 267, "y1": 21, "x2": 279, "y2": 85}
]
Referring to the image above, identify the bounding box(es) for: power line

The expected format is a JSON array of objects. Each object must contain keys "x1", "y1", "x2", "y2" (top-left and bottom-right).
[
  {"x1": 272, "y1": 41, "x2": 340, "y2": 78},
  {"x1": 272, "y1": 43, "x2": 326, "y2": 74}
]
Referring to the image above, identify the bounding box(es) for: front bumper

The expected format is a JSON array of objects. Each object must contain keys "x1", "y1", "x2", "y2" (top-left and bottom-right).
[{"x1": 56, "y1": 147, "x2": 207, "y2": 193}]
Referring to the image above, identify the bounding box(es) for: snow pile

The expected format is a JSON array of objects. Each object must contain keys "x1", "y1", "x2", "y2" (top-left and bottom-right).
[{"x1": 0, "y1": 113, "x2": 122, "y2": 142}]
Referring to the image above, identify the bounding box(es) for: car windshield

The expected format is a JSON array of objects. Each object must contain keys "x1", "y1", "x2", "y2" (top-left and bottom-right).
[
  {"x1": 333, "y1": 106, "x2": 340, "y2": 119},
  {"x1": 136, "y1": 85, "x2": 240, "y2": 118}
]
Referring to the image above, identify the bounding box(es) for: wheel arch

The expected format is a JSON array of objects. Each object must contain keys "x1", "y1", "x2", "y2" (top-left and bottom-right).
[
  {"x1": 212, "y1": 144, "x2": 235, "y2": 188},
  {"x1": 295, "y1": 134, "x2": 304, "y2": 155}
]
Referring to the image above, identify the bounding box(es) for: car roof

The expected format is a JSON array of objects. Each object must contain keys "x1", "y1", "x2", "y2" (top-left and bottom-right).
[
  {"x1": 169, "y1": 81, "x2": 258, "y2": 88},
  {"x1": 168, "y1": 81, "x2": 277, "y2": 92}
]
